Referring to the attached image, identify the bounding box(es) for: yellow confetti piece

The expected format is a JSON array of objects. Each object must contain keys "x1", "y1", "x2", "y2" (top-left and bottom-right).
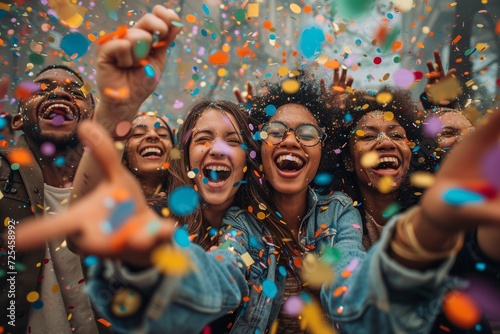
[
  {"x1": 290, "y1": 3, "x2": 301, "y2": 14},
  {"x1": 240, "y1": 252, "x2": 255, "y2": 267},
  {"x1": 277, "y1": 66, "x2": 289, "y2": 76},
  {"x1": 269, "y1": 319, "x2": 279, "y2": 334},
  {"x1": 247, "y1": 3, "x2": 259, "y2": 17},
  {"x1": 360, "y1": 151, "x2": 379, "y2": 168},
  {"x1": 281, "y1": 79, "x2": 300, "y2": 94},
  {"x1": 409, "y1": 171, "x2": 435, "y2": 188},
  {"x1": 151, "y1": 245, "x2": 191, "y2": 276},
  {"x1": 426, "y1": 76, "x2": 462, "y2": 104},
  {"x1": 68, "y1": 313, "x2": 72, "y2": 321},
  {"x1": 161, "y1": 207, "x2": 170, "y2": 217},
  {"x1": 0, "y1": 3, "x2": 11, "y2": 11},
  {"x1": 26, "y1": 291, "x2": 39, "y2": 303},
  {"x1": 301, "y1": 301, "x2": 337, "y2": 334},
  {"x1": 3, "y1": 217, "x2": 9, "y2": 227},
  {"x1": 169, "y1": 148, "x2": 181, "y2": 160},
  {"x1": 355, "y1": 129, "x2": 365, "y2": 137},
  {"x1": 383, "y1": 111, "x2": 394, "y2": 121},
  {"x1": 257, "y1": 212, "x2": 266, "y2": 220},
  {"x1": 376, "y1": 92, "x2": 393, "y2": 104},
  {"x1": 476, "y1": 42, "x2": 489, "y2": 51},
  {"x1": 52, "y1": 284, "x2": 60, "y2": 294},
  {"x1": 300, "y1": 253, "x2": 335, "y2": 289},
  {"x1": 377, "y1": 175, "x2": 393, "y2": 194},
  {"x1": 315, "y1": 54, "x2": 328, "y2": 65}
]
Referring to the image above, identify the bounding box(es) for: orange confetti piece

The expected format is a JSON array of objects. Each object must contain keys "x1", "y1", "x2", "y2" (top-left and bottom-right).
[
  {"x1": 416, "y1": 42, "x2": 425, "y2": 49},
  {"x1": 8, "y1": 148, "x2": 33, "y2": 166},
  {"x1": 208, "y1": 51, "x2": 230, "y2": 65},
  {"x1": 324, "y1": 59, "x2": 340, "y2": 69},
  {"x1": 97, "y1": 318, "x2": 112, "y2": 328},
  {"x1": 263, "y1": 20, "x2": 272, "y2": 30},
  {"x1": 109, "y1": 218, "x2": 143, "y2": 252},
  {"x1": 112, "y1": 188, "x2": 130, "y2": 201},
  {"x1": 452, "y1": 35, "x2": 462, "y2": 44},
  {"x1": 104, "y1": 87, "x2": 130, "y2": 99},
  {"x1": 186, "y1": 14, "x2": 197, "y2": 23},
  {"x1": 333, "y1": 285, "x2": 348, "y2": 297},
  {"x1": 443, "y1": 291, "x2": 481, "y2": 329},
  {"x1": 496, "y1": 20, "x2": 500, "y2": 34},
  {"x1": 95, "y1": 25, "x2": 128, "y2": 45},
  {"x1": 293, "y1": 257, "x2": 302, "y2": 268},
  {"x1": 236, "y1": 46, "x2": 256, "y2": 58}
]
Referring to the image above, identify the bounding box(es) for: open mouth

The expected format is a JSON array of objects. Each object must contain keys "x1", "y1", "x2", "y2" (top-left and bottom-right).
[
  {"x1": 40, "y1": 103, "x2": 76, "y2": 121},
  {"x1": 275, "y1": 154, "x2": 305, "y2": 172},
  {"x1": 372, "y1": 157, "x2": 400, "y2": 171},
  {"x1": 203, "y1": 165, "x2": 231, "y2": 183},
  {"x1": 140, "y1": 147, "x2": 164, "y2": 158}
]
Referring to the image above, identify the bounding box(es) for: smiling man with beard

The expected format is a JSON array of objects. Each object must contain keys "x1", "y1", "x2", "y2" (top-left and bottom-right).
[{"x1": 0, "y1": 65, "x2": 110, "y2": 334}]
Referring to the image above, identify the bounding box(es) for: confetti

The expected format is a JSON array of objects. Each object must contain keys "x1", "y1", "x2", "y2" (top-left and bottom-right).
[
  {"x1": 168, "y1": 186, "x2": 199, "y2": 216},
  {"x1": 443, "y1": 291, "x2": 481, "y2": 329},
  {"x1": 442, "y1": 188, "x2": 485, "y2": 206}
]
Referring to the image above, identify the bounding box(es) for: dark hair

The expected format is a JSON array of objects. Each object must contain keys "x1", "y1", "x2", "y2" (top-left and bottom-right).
[
  {"x1": 24, "y1": 64, "x2": 96, "y2": 109},
  {"x1": 333, "y1": 87, "x2": 439, "y2": 220},
  {"x1": 246, "y1": 70, "x2": 344, "y2": 263},
  {"x1": 249, "y1": 70, "x2": 341, "y2": 188},
  {"x1": 161, "y1": 99, "x2": 287, "y2": 254}
]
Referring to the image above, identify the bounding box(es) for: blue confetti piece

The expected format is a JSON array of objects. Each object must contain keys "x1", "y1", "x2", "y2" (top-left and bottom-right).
[
  {"x1": 60, "y1": 32, "x2": 90, "y2": 60},
  {"x1": 344, "y1": 113, "x2": 353, "y2": 123},
  {"x1": 262, "y1": 279, "x2": 278, "y2": 298},
  {"x1": 412, "y1": 145, "x2": 420, "y2": 152},
  {"x1": 54, "y1": 156, "x2": 66, "y2": 166},
  {"x1": 174, "y1": 228, "x2": 190, "y2": 248},
  {"x1": 144, "y1": 64, "x2": 155, "y2": 78},
  {"x1": 84, "y1": 255, "x2": 99, "y2": 267},
  {"x1": 202, "y1": 177, "x2": 209, "y2": 184},
  {"x1": 249, "y1": 236, "x2": 259, "y2": 248},
  {"x1": 475, "y1": 262, "x2": 486, "y2": 271},
  {"x1": 299, "y1": 26, "x2": 325, "y2": 59},
  {"x1": 442, "y1": 188, "x2": 485, "y2": 206},
  {"x1": 265, "y1": 104, "x2": 276, "y2": 116},
  {"x1": 210, "y1": 170, "x2": 218, "y2": 181},
  {"x1": 208, "y1": 226, "x2": 219, "y2": 237},
  {"x1": 168, "y1": 186, "x2": 200, "y2": 216},
  {"x1": 108, "y1": 200, "x2": 137, "y2": 230},
  {"x1": 278, "y1": 265, "x2": 287, "y2": 277},
  {"x1": 314, "y1": 172, "x2": 333, "y2": 186},
  {"x1": 202, "y1": 3, "x2": 210, "y2": 15},
  {"x1": 191, "y1": 88, "x2": 200, "y2": 96},
  {"x1": 32, "y1": 300, "x2": 44, "y2": 309},
  {"x1": 201, "y1": 29, "x2": 208, "y2": 37},
  {"x1": 240, "y1": 143, "x2": 248, "y2": 150},
  {"x1": 0, "y1": 118, "x2": 6, "y2": 129}
]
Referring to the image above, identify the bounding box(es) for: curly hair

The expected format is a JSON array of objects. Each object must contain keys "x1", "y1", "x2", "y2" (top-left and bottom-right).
[{"x1": 332, "y1": 87, "x2": 441, "y2": 221}]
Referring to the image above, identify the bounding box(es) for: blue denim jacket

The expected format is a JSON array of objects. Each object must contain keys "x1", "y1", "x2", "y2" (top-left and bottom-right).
[{"x1": 87, "y1": 189, "x2": 460, "y2": 333}]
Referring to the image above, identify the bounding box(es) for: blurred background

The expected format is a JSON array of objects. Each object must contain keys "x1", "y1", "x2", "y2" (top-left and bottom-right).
[{"x1": 0, "y1": 0, "x2": 498, "y2": 126}]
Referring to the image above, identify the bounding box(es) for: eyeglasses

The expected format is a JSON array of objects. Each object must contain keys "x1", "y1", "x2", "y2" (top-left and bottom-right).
[{"x1": 260, "y1": 121, "x2": 326, "y2": 147}]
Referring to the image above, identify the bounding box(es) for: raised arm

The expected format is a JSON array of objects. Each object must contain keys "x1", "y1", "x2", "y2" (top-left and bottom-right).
[{"x1": 72, "y1": 5, "x2": 181, "y2": 199}]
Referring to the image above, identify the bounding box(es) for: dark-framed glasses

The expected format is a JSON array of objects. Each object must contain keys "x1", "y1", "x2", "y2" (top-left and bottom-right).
[{"x1": 260, "y1": 121, "x2": 326, "y2": 147}]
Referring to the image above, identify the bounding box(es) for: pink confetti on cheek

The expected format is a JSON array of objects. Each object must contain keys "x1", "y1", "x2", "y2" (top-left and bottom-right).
[
  {"x1": 345, "y1": 257, "x2": 360, "y2": 272},
  {"x1": 423, "y1": 116, "x2": 443, "y2": 137},
  {"x1": 284, "y1": 295, "x2": 303, "y2": 316},
  {"x1": 481, "y1": 143, "x2": 500, "y2": 190}
]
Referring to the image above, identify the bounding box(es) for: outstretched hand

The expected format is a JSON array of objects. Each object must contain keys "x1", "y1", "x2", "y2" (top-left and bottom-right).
[
  {"x1": 95, "y1": 5, "x2": 181, "y2": 118},
  {"x1": 234, "y1": 82, "x2": 254, "y2": 104},
  {"x1": 14, "y1": 121, "x2": 175, "y2": 267},
  {"x1": 320, "y1": 64, "x2": 354, "y2": 96},
  {"x1": 419, "y1": 108, "x2": 500, "y2": 232},
  {"x1": 424, "y1": 50, "x2": 458, "y2": 93}
]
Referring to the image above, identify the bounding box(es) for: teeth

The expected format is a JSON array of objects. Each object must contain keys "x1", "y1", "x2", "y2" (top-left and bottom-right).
[
  {"x1": 140, "y1": 147, "x2": 162, "y2": 157},
  {"x1": 276, "y1": 154, "x2": 304, "y2": 167},
  {"x1": 205, "y1": 165, "x2": 230, "y2": 172},
  {"x1": 44, "y1": 104, "x2": 74, "y2": 117},
  {"x1": 377, "y1": 157, "x2": 399, "y2": 167}
]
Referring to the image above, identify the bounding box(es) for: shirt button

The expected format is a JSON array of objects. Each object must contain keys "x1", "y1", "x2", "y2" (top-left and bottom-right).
[{"x1": 111, "y1": 287, "x2": 142, "y2": 317}]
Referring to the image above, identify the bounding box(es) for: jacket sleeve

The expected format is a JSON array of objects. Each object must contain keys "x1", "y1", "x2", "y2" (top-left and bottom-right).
[
  {"x1": 87, "y1": 241, "x2": 249, "y2": 334},
  {"x1": 321, "y1": 211, "x2": 461, "y2": 334}
]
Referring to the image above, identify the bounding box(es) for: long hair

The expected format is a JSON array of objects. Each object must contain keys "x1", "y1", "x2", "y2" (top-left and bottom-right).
[
  {"x1": 246, "y1": 69, "x2": 343, "y2": 265},
  {"x1": 162, "y1": 99, "x2": 285, "y2": 252}
]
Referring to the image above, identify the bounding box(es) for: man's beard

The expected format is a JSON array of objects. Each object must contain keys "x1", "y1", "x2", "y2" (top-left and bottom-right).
[{"x1": 24, "y1": 121, "x2": 80, "y2": 150}]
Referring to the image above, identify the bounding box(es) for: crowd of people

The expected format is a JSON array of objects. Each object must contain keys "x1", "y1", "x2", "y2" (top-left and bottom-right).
[{"x1": 1, "y1": 4, "x2": 499, "y2": 334}]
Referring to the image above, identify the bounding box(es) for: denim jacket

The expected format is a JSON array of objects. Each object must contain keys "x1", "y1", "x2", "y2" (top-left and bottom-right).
[{"x1": 87, "y1": 189, "x2": 460, "y2": 333}]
